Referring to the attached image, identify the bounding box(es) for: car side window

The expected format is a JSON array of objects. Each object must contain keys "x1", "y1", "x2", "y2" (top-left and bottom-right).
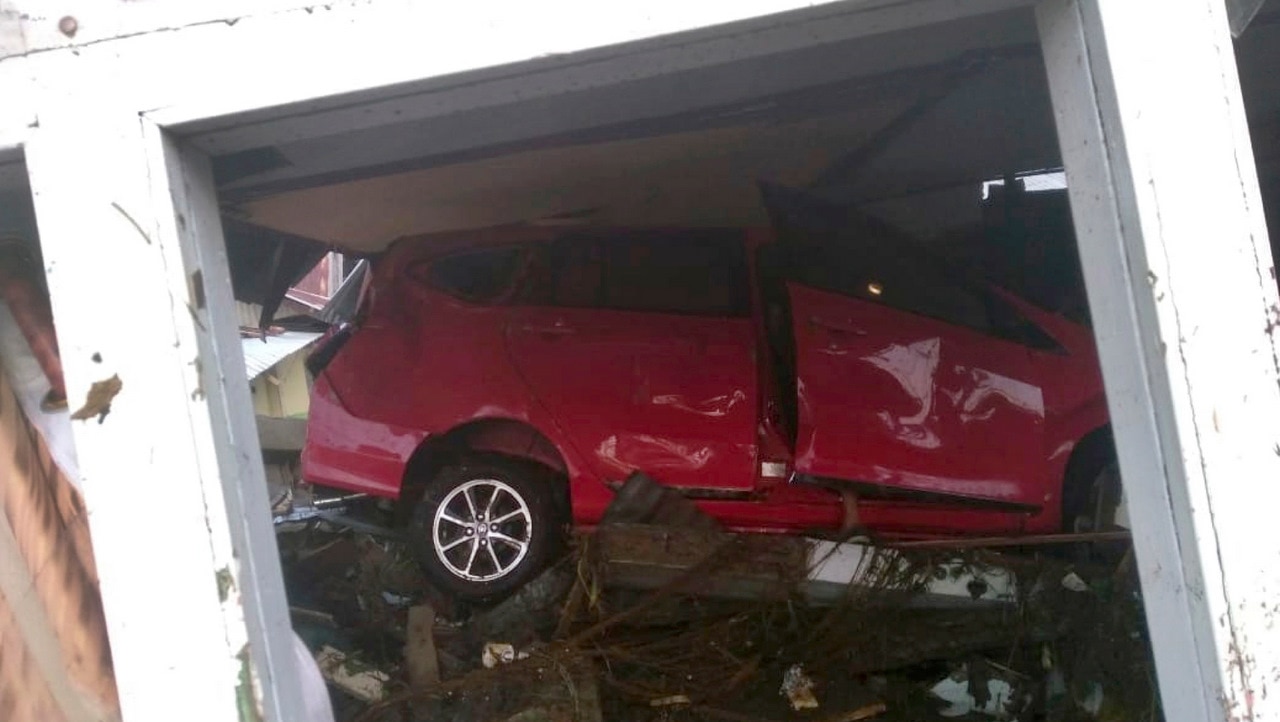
[
  {"x1": 409, "y1": 247, "x2": 524, "y2": 304},
  {"x1": 517, "y1": 240, "x2": 605, "y2": 308},
  {"x1": 601, "y1": 233, "x2": 749, "y2": 317},
  {"x1": 789, "y1": 230, "x2": 992, "y2": 333},
  {"x1": 518, "y1": 232, "x2": 749, "y2": 317}
]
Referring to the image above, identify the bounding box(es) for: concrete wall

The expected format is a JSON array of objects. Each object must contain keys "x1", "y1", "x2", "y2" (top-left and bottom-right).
[{"x1": 250, "y1": 353, "x2": 310, "y2": 419}]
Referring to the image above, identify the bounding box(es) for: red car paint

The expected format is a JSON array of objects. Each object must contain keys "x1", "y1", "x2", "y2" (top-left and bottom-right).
[{"x1": 302, "y1": 223, "x2": 1108, "y2": 538}]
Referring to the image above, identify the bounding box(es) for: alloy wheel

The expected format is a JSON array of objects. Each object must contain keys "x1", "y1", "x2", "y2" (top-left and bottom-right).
[{"x1": 431, "y1": 478, "x2": 534, "y2": 582}]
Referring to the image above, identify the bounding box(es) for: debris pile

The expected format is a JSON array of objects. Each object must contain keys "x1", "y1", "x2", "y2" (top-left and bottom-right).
[{"x1": 279, "y1": 482, "x2": 1157, "y2": 722}]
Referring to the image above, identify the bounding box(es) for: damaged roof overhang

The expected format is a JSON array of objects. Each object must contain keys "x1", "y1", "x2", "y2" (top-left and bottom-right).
[
  {"x1": 208, "y1": 8, "x2": 1056, "y2": 252},
  {"x1": 4, "y1": 3, "x2": 1280, "y2": 270},
  {"x1": 222, "y1": 217, "x2": 329, "y2": 328},
  {"x1": 1, "y1": 173, "x2": 328, "y2": 329}
]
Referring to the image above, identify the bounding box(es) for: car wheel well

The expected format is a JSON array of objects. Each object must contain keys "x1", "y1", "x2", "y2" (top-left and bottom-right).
[
  {"x1": 1061, "y1": 425, "x2": 1116, "y2": 526},
  {"x1": 398, "y1": 418, "x2": 569, "y2": 522}
]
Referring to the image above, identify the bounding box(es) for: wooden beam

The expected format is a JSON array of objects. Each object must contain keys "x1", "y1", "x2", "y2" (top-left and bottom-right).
[{"x1": 404, "y1": 605, "x2": 440, "y2": 689}]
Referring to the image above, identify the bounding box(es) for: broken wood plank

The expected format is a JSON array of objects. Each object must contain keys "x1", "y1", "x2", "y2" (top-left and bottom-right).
[
  {"x1": 571, "y1": 660, "x2": 604, "y2": 722},
  {"x1": 404, "y1": 604, "x2": 440, "y2": 688},
  {"x1": 315, "y1": 645, "x2": 389, "y2": 703},
  {"x1": 597, "y1": 523, "x2": 804, "y2": 603},
  {"x1": 598, "y1": 524, "x2": 1017, "y2": 607},
  {"x1": 289, "y1": 606, "x2": 337, "y2": 628},
  {"x1": 887, "y1": 530, "x2": 1131, "y2": 550},
  {"x1": 820, "y1": 701, "x2": 888, "y2": 722}
]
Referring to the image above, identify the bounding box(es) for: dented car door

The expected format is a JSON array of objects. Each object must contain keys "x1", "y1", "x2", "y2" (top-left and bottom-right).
[
  {"x1": 505, "y1": 232, "x2": 760, "y2": 493},
  {"x1": 763, "y1": 185, "x2": 1048, "y2": 514}
]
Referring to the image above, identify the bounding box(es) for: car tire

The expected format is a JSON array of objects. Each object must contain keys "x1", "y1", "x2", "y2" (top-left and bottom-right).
[
  {"x1": 409, "y1": 454, "x2": 567, "y2": 604},
  {"x1": 1064, "y1": 458, "x2": 1126, "y2": 563}
]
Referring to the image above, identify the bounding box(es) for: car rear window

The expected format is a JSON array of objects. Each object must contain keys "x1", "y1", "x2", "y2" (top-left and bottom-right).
[{"x1": 410, "y1": 247, "x2": 524, "y2": 304}]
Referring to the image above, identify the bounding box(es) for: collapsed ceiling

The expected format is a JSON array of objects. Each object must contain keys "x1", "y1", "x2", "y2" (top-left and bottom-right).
[
  {"x1": 220, "y1": 8, "x2": 1054, "y2": 252},
  {"x1": 233, "y1": 51, "x2": 1057, "y2": 253},
  {"x1": 220, "y1": 0, "x2": 1280, "y2": 255}
]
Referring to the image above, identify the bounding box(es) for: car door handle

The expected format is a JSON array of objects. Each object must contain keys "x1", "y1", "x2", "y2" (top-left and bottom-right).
[{"x1": 809, "y1": 316, "x2": 868, "y2": 336}]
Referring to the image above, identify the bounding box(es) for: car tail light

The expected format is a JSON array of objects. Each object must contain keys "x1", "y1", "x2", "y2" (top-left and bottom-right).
[{"x1": 305, "y1": 323, "x2": 355, "y2": 377}]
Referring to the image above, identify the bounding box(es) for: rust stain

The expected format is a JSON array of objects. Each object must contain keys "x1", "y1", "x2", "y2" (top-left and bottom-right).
[
  {"x1": 0, "y1": 368, "x2": 119, "y2": 715},
  {"x1": 69, "y1": 375, "x2": 122, "y2": 423}
]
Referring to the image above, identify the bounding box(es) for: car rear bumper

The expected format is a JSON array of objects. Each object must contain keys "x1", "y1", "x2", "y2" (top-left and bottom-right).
[{"x1": 301, "y1": 373, "x2": 428, "y2": 499}]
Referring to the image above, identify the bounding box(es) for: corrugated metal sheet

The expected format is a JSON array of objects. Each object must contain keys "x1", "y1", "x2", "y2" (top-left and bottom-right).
[
  {"x1": 242, "y1": 331, "x2": 322, "y2": 381},
  {"x1": 0, "y1": 362, "x2": 119, "y2": 721}
]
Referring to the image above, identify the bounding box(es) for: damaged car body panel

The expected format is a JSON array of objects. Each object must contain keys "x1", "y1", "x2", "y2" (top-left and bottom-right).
[
  {"x1": 761, "y1": 183, "x2": 1108, "y2": 533},
  {"x1": 505, "y1": 230, "x2": 760, "y2": 496},
  {"x1": 301, "y1": 191, "x2": 1111, "y2": 556}
]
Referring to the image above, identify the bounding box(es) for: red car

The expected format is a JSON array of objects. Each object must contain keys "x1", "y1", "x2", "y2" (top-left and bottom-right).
[{"x1": 302, "y1": 187, "x2": 1114, "y2": 601}]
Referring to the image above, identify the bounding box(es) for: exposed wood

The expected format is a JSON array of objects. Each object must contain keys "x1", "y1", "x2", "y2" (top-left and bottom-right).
[
  {"x1": 404, "y1": 604, "x2": 440, "y2": 689},
  {"x1": 571, "y1": 661, "x2": 604, "y2": 722},
  {"x1": 888, "y1": 530, "x2": 1131, "y2": 550},
  {"x1": 597, "y1": 523, "x2": 803, "y2": 603},
  {"x1": 821, "y1": 702, "x2": 888, "y2": 722},
  {"x1": 599, "y1": 524, "x2": 1017, "y2": 608},
  {"x1": 692, "y1": 706, "x2": 785, "y2": 722},
  {"x1": 568, "y1": 536, "x2": 741, "y2": 647},
  {"x1": 288, "y1": 606, "x2": 337, "y2": 628}
]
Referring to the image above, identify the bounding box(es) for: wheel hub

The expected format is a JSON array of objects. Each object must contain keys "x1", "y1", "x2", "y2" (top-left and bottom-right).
[{"x1": 431, "y1": 478, "x2": 533, "y2": 582}]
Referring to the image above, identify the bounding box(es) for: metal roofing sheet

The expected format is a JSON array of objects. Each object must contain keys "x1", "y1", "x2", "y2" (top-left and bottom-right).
[{"x1": 242, "y1": 330, "x2": 322, "y2": 381}]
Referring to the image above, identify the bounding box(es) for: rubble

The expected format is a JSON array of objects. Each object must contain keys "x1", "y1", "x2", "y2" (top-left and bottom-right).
[
  {"x1": 481, "y1": 643, "x2": 529, "y2": 669},
  {"x1": 823, "y1": 702, "x2": 887, "y2": 722},
  {"x1": 275, "y1": 483, "x2": 1158, "y2": 722},
  {"x1": 315, "y1": 646, "x2": 391, "y2": 704},
  {"x1": 650, "y1": 695, "x2": 692, "y2": 708},
  {"x1": 1060, "y1": 572, "x2": 1089, "y2": 593},
  {"x1": 404, "y1": 604, "x2": 440, "y2": 687},
  {"x1": 780, "y1": 665, "x2": 820, "y2": 711},
  {"x1": 928, "y1": 663, "x2": 1021, "y2": 718}
]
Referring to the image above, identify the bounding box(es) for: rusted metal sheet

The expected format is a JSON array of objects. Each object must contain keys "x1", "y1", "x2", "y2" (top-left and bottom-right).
[
  {"x1": 241, "y1": 331, "x2": 321, "y2": 382},
  {"x1": 0, "y1": 360, "x2": 118, "y2": 721}
]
